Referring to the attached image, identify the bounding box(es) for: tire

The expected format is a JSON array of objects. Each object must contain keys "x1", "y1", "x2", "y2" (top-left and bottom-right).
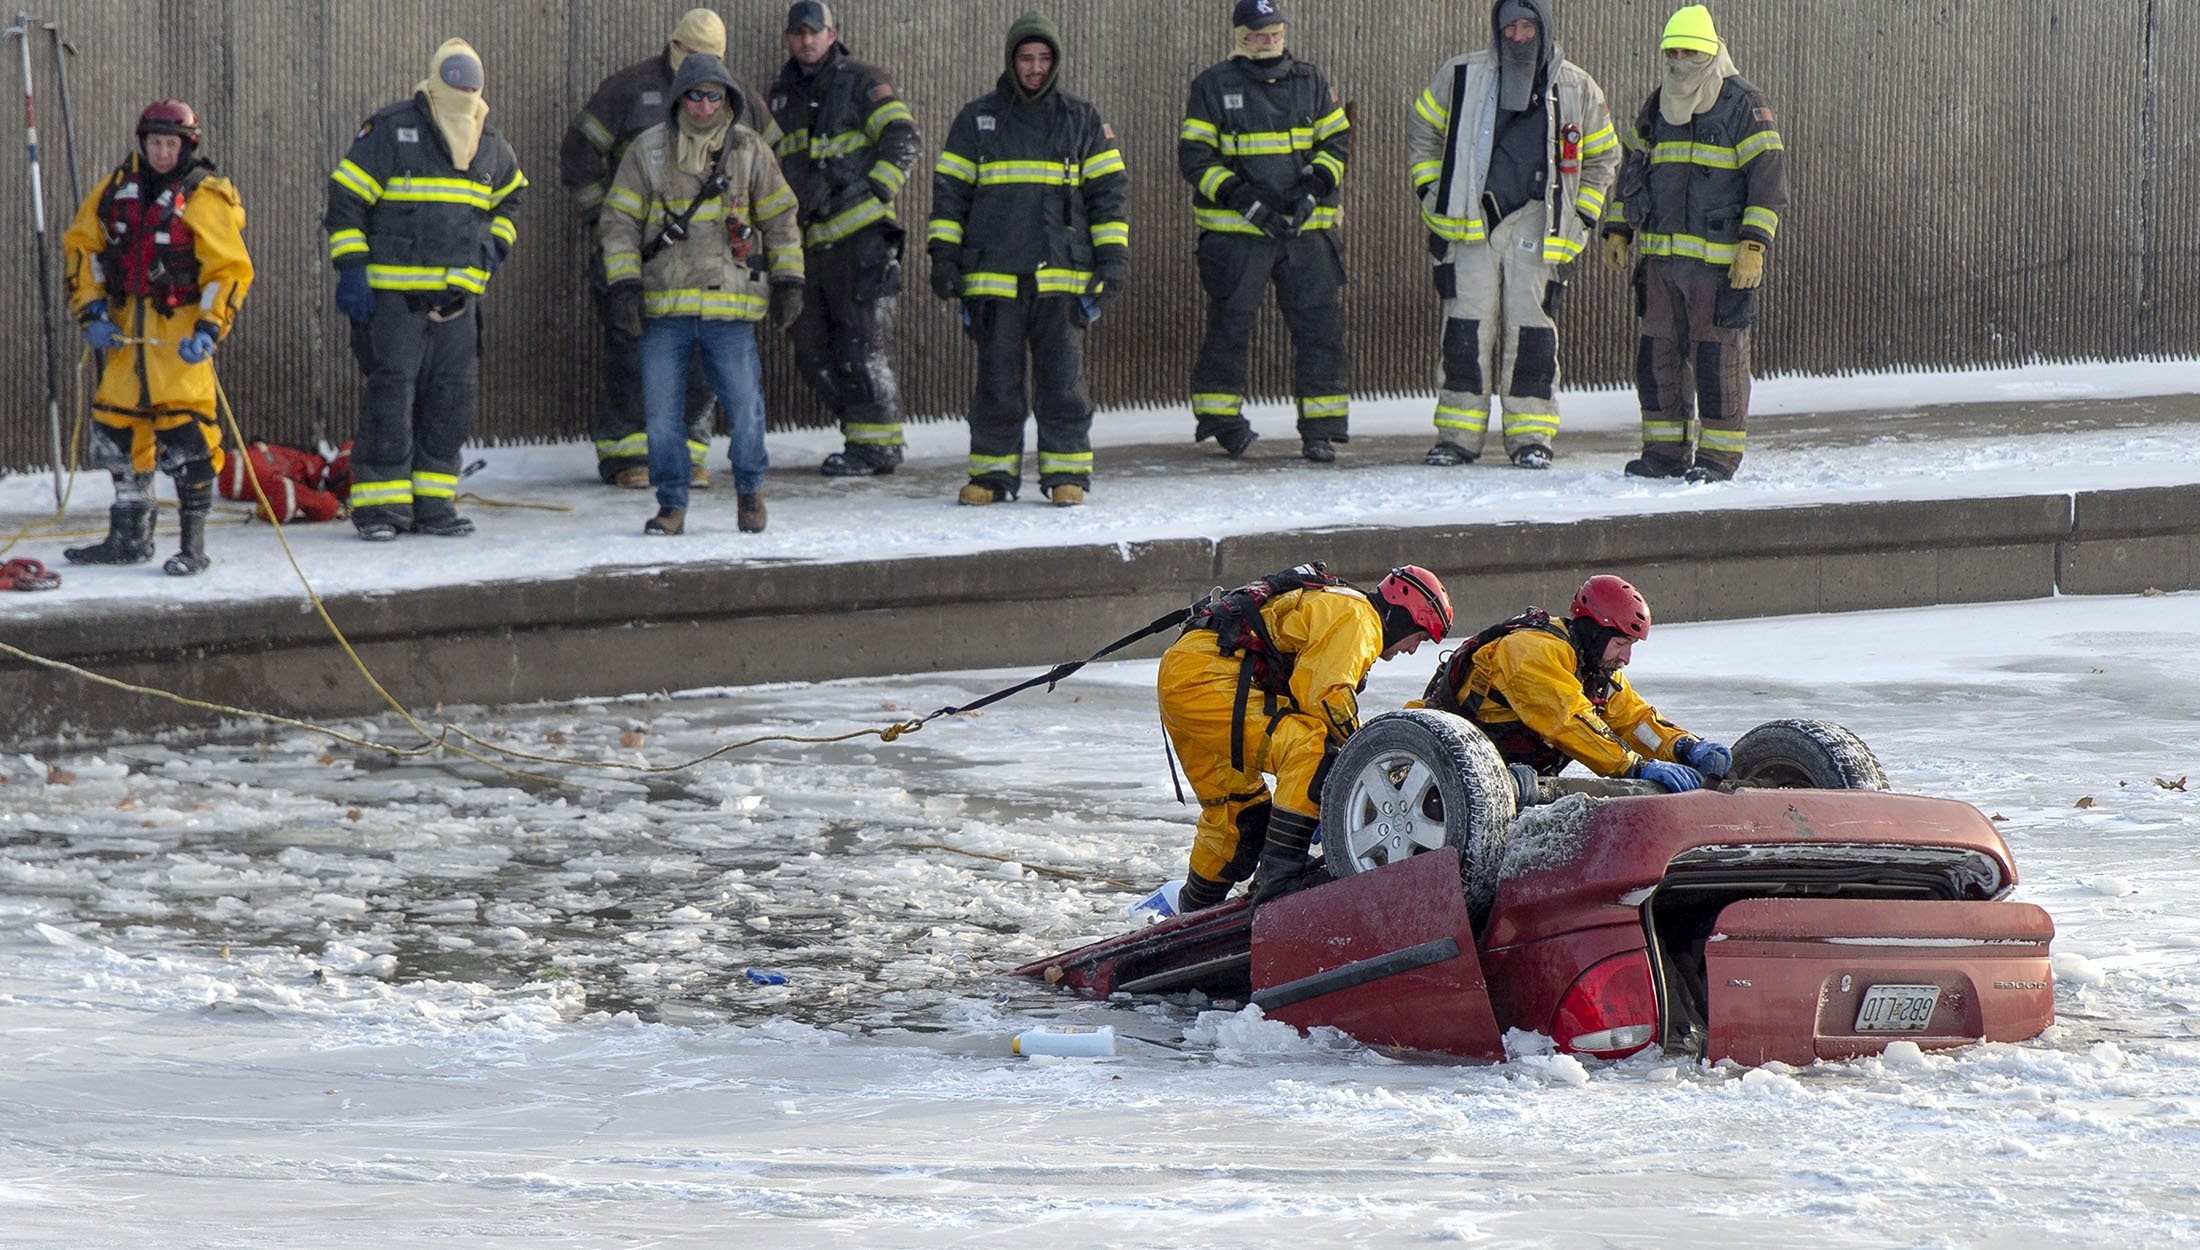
[
  {"x1": 1318, "y1": 709, "x2": 1516, "y2": 884},
  {"x1": 1728, "y1": 719, "x2": 1889, "y2": 791}
]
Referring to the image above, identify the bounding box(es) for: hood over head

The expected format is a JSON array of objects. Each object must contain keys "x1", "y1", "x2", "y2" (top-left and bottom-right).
[
  {"x1": 416, "y1": 38, "x2": 489, "y2": 169},
  {"x1": 1003, "y1": 10, "x2": 1063, "y2": 100},
  {"x1": 1491, "y1": 0, "x2": 1555, "y2": 112},
  {"x1": 668, "y1": 53, "x2": 742, "y2": 176},
  {"x1": 669, "y1": 8, "x2": 727, "y2": 70}
]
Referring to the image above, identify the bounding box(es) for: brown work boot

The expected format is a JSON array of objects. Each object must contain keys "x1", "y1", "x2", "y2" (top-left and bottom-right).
[
  {"x1": 613, "y1": 465, "x2": 651, "y2": 489},
  {"x1": 644, "y1": 506, "x2": 684, "y2": 536},
  {"x1": 1048, "y1": 483, "x2": 1085, "y2": 507},
  {"x1": 737, "y1": 492, "x2": 767, "y2": 533},
  {"x1": 957, "y1": 482, "x2": 1003, "y2": 506},
  {"x1": 690, "y1": 464, "x2": 712, "y2": 489}
]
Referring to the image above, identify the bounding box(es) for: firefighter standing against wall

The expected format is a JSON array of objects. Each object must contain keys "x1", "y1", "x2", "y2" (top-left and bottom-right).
[
  {"x1": 1410, "y1": 0, "x2": 1617, "y2": 471},
  {"x1": 326, "y1": 39, "x2": 526, "y2": 542},
  {"x1": 61, "y1": 100, "x2": 252, "y2": 576},
  {"x1": 1422, "y1": 574, "x2": 1728, "y2": 791},
  {"x1": 562, "y1": 9, "x2": 782, "y2": 489},
  {"x1": 927, "y1": 11, "x2": 1128, "y2": 507},
  {"x1": 767, "y1": 1, "x2": 921, "y2": 478},
  {"x1": 1160, "y1": 565, "x2": 1453, "y2": 912},
  {"x1": 599, "y1": 54, "x2": 805, "y2": 537},
  {"x1": 1178, "y1": 0, "x2": 1353, "y2": 464},
  {"x1": 1602, "y1": 4, "x2": 1787, "y2": 483}
]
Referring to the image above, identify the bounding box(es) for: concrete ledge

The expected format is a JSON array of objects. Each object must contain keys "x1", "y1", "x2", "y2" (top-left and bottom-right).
[{"x1": 2, "y1": 489, "x2": 2191, "y2": 745}]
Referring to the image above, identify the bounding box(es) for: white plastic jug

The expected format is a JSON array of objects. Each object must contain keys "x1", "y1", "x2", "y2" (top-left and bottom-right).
[{"x1": 1011, "y1": 1024, "x2": 1117, "y2": 1058}]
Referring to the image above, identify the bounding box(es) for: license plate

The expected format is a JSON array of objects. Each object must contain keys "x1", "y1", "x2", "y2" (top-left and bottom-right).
[{"x1": 1854, "y1": 983, "x2": 1941, "y2": 1032}]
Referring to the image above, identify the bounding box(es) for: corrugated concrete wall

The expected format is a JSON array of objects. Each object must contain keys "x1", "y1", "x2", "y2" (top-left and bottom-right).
[{"x1": 3, "y1": 1, "x2": 2193, "y2": 470}]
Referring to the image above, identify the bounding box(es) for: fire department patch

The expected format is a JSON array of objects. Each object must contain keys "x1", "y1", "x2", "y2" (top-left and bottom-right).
[
  {"x1": 870, "y1": 83, "x2": 895, "y2": 101},
  {"x1": 977, "y1": 115, "x2": 996, "y2": 131},
  {"x1": 1754, "y1": 106, "x2": 1775, "y2": 123},
  {"x1": 395, "y1": 126, "x2": 419, "y2": 144}
]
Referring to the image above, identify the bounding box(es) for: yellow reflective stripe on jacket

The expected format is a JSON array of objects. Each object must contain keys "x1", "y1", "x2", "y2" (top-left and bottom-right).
[
  {"x1": 926, "y1": 217, "x2": 965, "y2": 245},
  {"x1": 1410, "y1": 159, "x2": 1443, "y2": 191},
  {"x1": 1089, "y1": 221, "x2": 1129, "y2": 249},
  {"x1": 1540, "y1": 233, "x2": 1586, "y2": 263},
  {"x1": 1180, "y1": 116, "x2": 1221, "y2": 147},
  {"x1": 868, "y1": 160, "x2": 907, "y2": 197},
  {"x1": 350, "y1": 479, "x2": 411, "y2": 507},
  {"x1": 754, "y1": 184, "x2": 798, "y2": 221},
  {"x1": 810, "y1": 130, "x2": 870, "y2": 160},
  {"x1": 974, "y1": 159, "x2": 1078, "y2": 186},
  {"x1": 329, "y1": 228, "x2": 369, "y2": 261},
  {"x1": 768, "y1": 243, "x2": 805, "y2": 279},
  {"x1": 1194, "y1": 205, "x2": 1341, "y2": 234},
  {"x1": 1737, "y1": 129, "x2": 1784, "y2": 164},
  {"x1": 1741, "y1": 205, "x2": 1780, "y2": 239},
  {"x1": 365, "y1": 263, "x2": 490, "y2": 293},
  {"x1": 1083, "y1": 149, "x2": 1125, "y2": 180},
  {"x1": 961, "y1": 271, "x2": 1018, "y2": 298},
  {"x1": 1639, "y1": 231, "x2": 1740, "y2": 265},
  {"x1": 411, "y1": 470, "x2": 459, "y2": 500},
  {"x1": 1197, "y1": 167, "x2": 1234, "y2": 200},
  {"x1": 1421, "y1": 205, "x2": 1487, "y2": 243},
  {"x1": 331, "y1": 159, "x2": 382, "y2": 204},
  {"x1": 1415, "y1": 88, "x2": 1449, "y2": 129},
  {"x1": 1651, "y1": 137, "x2": 1779, "y2": 173},
  {"x1": 1216, "y1": 128, "x2": 1315, "y2": 157},
  {"x1": 602, "y1": 248, "x2": 642, "y2": 283},
  {"x1": 381, "y1": 175, "x2": 501, "y2": 209},
  {"x1": 490, "y1": 216, "x2": 517, "y2": 247},
  {"x1": 808, "y1": 196, "x2": 891, "y2": 246},
  {"x1": 1574, "y1": 185, "x2": 1608, "y2": 220},
  {"x1": 1311, "y1": 150, "x2": 1346, "y2": 184},
  {"x1": 934, "y1": 150, "x2": 978, "y2": 183},
  {"x1": 576, "y1": 111, "x2": 615, "y2": 153},
  {"x1": 1035, "y1": 268, "x2": 1090, "y2": 294},
  {"x1": 775, "y1": 128, "x2": 810, "y2": 159},
  {"x1": 1581, "y1": 121, "x2": 1619, "y2": 159},
  {"x1": 643, "y1": 287, "x2": 769, "y2": 319},
  {"x1": 573, "y1": 182, "x2": 606, "y2": 213},
  {"x1": 604, "y1": 184, "x2": 647, "y2": 220},
  {"x1": 864, "y1": 98, "x2": 914, "y2": 140}
]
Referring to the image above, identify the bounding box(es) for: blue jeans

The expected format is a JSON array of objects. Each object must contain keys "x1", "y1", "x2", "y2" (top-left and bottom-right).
[{"x1": 640, "y1": 314, "x2": 768, "y2": 507}]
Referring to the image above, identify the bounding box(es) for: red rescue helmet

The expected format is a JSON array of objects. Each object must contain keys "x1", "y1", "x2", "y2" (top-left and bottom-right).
[
  {"x1": 1571, "y1": 574, "x2": 1652, "y2": 640},
  {"x1": 137, "y1": 99, "x2": 202, "y2": 148},
  {"x1": 1377, "y1": 565, "x2": 1453, "y2": 643}
]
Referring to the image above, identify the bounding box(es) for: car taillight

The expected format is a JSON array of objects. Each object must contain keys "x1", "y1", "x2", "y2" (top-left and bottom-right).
[{"x1": 1552, "y1": 950, "x2": 1658, "y2": 1059}]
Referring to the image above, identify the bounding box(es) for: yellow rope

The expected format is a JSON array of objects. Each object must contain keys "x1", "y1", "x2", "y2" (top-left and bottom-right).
[{"x1": 3, "y1": 356, "x2": 931, "y2": 780}]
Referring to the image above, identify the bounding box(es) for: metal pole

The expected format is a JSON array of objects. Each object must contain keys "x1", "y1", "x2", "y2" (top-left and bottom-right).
[
  {"x1": 42, "y1": 18, "x2": 76, "y2": 206},
  {"x1": 5, "y1": 12, "x2": 68, "y2": 507}
]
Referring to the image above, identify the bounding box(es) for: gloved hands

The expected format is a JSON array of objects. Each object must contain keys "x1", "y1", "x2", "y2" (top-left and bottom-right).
[
  {"x1": 1241, "y1": 195, "x2": 1298, "y2": 240},
  {"x1": 1293, "y1": 164, "x2": 1335, "y2": 203},
  {"x1": 1677, "y1": 737, "x2": 1732, "y2": 778},
  {"x1": 334, "y1": 266, "x2": 376, "y2": 324},
  {"x1": 1283, "y1": 194, "x2": 1319, "y2": 232},
  {"x1": 80, "y1": 301, "x2": 123, "y2": 351},
  {"x1": 929, "y1": 258, "x2": 960, "y2": 301},
  {"x1": 1632, "y1": 758, "x2": 1705, "y2": 793},
  {"x1": 768, "y1": 280, "x2": 804, "y2": 331},
  {"x1": 1729, "y1": 240, "x2": 1767, "y2": 289},
  {"x1": 607, "y1": 282, "x2": 645, "y2": 338},
  {"x1": 487, "y1": 240, "x2": 509, "y2": 275},
  {"x1": 1086, "y1": 274, "x2": 1122, "y2": 315},
  {"x1": 1602, "y1": 232, "x2": 1631, "y2": 273},
  {"x1": 177, "y1": 320, "x2": 219, "y2": 365}
]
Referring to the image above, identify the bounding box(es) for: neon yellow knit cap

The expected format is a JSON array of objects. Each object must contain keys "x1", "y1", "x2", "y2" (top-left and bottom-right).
[{"x1": 1661, "y1": 5, "x2": 1720, "y2": 55}]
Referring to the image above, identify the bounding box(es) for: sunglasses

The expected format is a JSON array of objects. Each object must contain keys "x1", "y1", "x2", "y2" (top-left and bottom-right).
[{"x1": 683, "y1": 88, "x2": 725, "y2": 103}]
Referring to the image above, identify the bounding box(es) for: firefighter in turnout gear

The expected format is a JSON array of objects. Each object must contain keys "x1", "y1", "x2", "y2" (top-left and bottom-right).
[
  {"x1": 599, "y1": 53, "x2": 805, "y2": 537},
  {"x1": 1424, "y1": 574, "x2": 1728, "y2": 791},
  {"x1": 927, "y1": 11, "x2": 1128, "y2": 507},
  {"x1": 1179, "y1": 0, "x2": 1353, "y2": 464},
  {"x1": 61, "y1": 99, "x2": 252, "y2": 576},
  {"x1": 1602, "y1": 4, "x2": 1788, "y2": 483},
  {"x1": 768, "y1": 1, "x2": 921, "y2": 478},
  {"x1": 561, "y1": 9, "x2": 783, "y2": 488},
  {"x1": 326, "y1": 39, "x2": 526, "y2": 541},
  {"x1": 1410, "y1": 0, "x2": 1617, "y2": 470},
  {"x1": 1159, "y1": 565, "x2": 1453, "y2": 912}
]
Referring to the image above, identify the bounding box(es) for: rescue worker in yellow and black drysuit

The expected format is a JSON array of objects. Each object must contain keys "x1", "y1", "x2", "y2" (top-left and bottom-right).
[
  {"x1": 768, "y1": 0, "x2": 922, "y2": 478},
  {"x1": 927, "y1": 10, "x2": 1128, "y2": 507},
  {"x1": 1410, "y1": 0, "x2": 1617, "y2": 471},
  {"x1": 1160, "y1": 565, "x2": 1453, "y2": 912},
  {"x1": 561, "y1": 8, "x2": 783, "y2": 488},
  {"x1": 1178, "y1": 0, "x2": 1353, "y2": 463},
  {"x1": 1602, "y1": 4, "x2": 1787, "y2": 483},
  {"x1": 62, "y1": 99, "x2": 252, "y2": 577},
  {"x1": 326, "y1": 38, "x2": 527, "y2": 542},
  {"x1": 1420, "y1": 574, "x2": 1727, "y2": 792}
]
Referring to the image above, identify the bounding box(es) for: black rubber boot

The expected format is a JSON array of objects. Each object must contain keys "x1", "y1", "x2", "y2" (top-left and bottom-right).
[
  {"x1": 163, "y1": 479, "x2": 213, "y2": 576},
  {"x1": 1176, "y1": 871, "x2": 1231, "y2": 913},
  {"x1": 1251, "y1": 808, "x2": 1323, "y2": 904},
  {"x1": 65, "y1": 477, "x2": 157, "y2": 566}
]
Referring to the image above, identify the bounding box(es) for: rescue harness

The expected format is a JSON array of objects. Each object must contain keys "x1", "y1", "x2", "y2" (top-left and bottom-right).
[
  {"x1": 95, "y1": 161, "x2": 212, "y2": 312},
  {"x1": 1421, "y1": 607, "x2": 1619, "y2": 775}
]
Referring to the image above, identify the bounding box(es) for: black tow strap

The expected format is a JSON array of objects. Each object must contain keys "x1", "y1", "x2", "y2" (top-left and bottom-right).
[{"x1": 910, "y1": 604, "x2": 1195, "y2": 726}]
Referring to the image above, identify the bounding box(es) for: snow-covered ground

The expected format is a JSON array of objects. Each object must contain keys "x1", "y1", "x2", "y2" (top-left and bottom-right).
[
  {"x1": 3, "y1": 591, "x2": 2198, "y2": 1248},
  {"x1": 5, "y1": 360, "x2": 2200, "y2": 618}
]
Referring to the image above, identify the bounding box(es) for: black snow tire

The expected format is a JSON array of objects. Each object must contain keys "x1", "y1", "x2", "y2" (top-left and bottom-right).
[
  {"x1": 1729, "y1": 719, "x2": 1889, "y2": 791},
  {"x1": 1318, "y1": 709, "x2": 1516, "y2": 902}
]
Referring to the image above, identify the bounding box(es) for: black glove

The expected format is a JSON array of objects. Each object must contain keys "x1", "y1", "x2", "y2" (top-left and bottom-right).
[
  {"x1": 1284, "y1": 194, "x2": 1318, "y2": 232},
  {"x1": 1242, "y1": 195, "x2": 1297, "y2": 241},
  {"x1": 1294, "y1": 163, "x2": 1335, "y2": 202},
  {"x1": 1087, "y1": 273, "x2": 1123, "y2": 313},
  {"x1": 929, "y1": 259, "x2": 960, "y2": 301},
  {"x1": 607, "y1": 282, "x2": 645, "y2": 338},
  {"x1": 768, "y1": 281, "x2": 804, "y2": 331}
]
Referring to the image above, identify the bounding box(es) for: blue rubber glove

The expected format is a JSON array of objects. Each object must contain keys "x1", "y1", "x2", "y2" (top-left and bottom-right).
[
  {"x1": 335, "y1": 267, "x2": 376, "y2": 324},
  {"x1": 177, "y1": 320, "x2": 218, "y2": 365},
  {"x1": 1632, "y1": 758, "x2": 1705, "y2": 793},
  {"x1": 81, "y1": 301, "x2": 122, "y2": 351},
  {"x1": 1678, "y1": 737, "x2": 1732, "y2": 778}
]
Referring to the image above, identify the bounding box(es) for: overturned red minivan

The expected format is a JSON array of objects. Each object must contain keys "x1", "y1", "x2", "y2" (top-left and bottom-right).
[{"x1": 1019, "y1": 714, "x2": 2055, "y2": 1067}]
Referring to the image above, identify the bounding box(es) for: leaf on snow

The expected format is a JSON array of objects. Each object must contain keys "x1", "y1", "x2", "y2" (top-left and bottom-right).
[
  {"x1": 2155, "y1": 776, "x2": 2188, "y2": 791},
  {"x1": 2074, "y1": 796, "x2": 2097, "y2": 809}
]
